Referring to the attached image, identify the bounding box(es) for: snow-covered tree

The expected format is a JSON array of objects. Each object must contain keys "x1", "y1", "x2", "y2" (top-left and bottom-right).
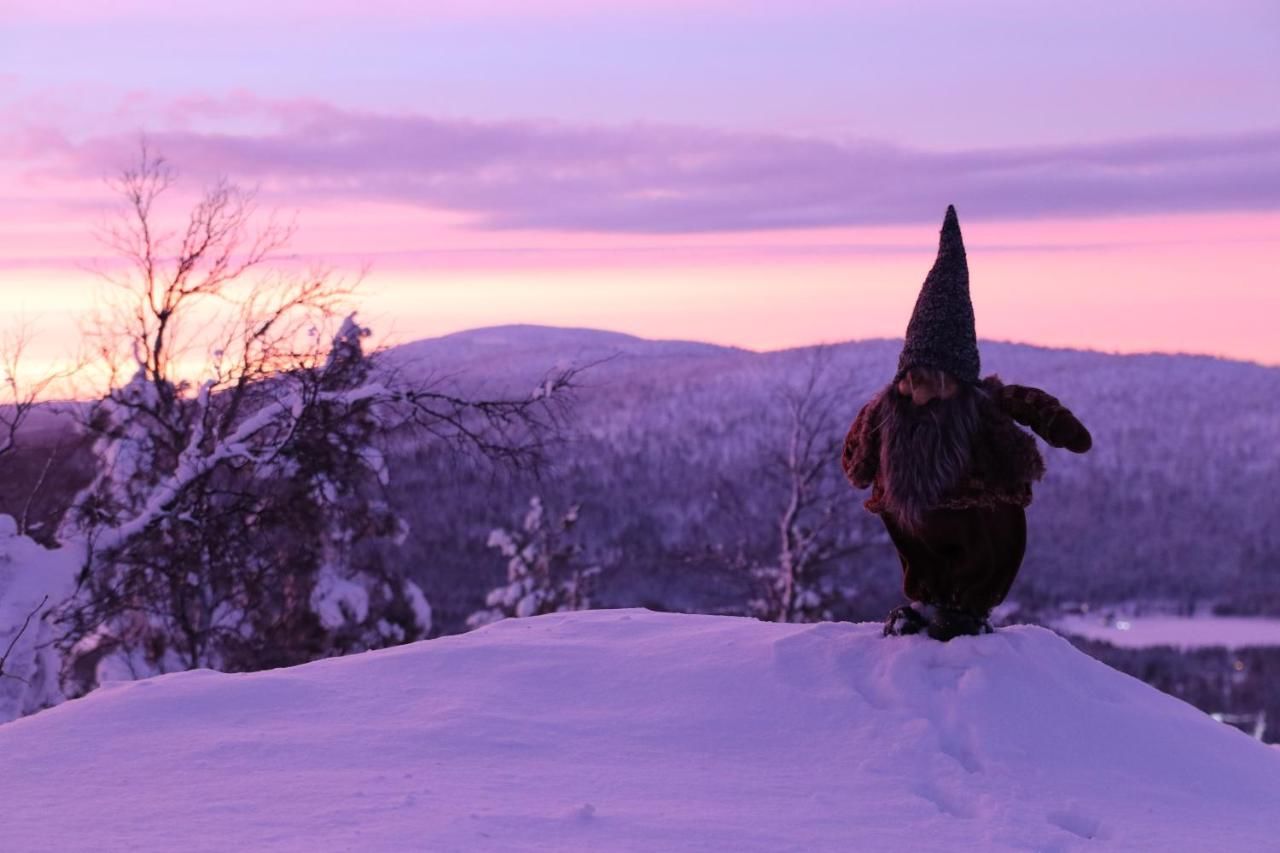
[
  {"x1": 57, "y1": 315, "x2": 432, "y2": 685},
  {"x1": 467, "y1": 497, "x2": 600, "y2": 629},
  {"x1": 51, "y1": 149, "x2": 574, "y2": 694}
]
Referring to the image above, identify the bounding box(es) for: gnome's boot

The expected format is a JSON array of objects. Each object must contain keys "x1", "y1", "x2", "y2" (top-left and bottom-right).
[
  {"x1": 883, "y1": 604, "x2": 930, "y2": 637},
  {"x1": 927, "y1": 607, "x2": 994, "y2": 642}
]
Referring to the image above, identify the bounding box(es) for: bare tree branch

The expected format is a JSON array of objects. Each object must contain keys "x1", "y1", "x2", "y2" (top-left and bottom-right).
[
  {"x1": 0, "y1": 596, "x2": 48, "y2": 684},
  {"x1": 0, "y1": 322, "x2": 81, "y2": 459}
]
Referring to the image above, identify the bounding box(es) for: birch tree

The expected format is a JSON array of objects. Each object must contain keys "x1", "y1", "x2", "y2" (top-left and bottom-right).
[{"x1": 749, "y1": 349, "x2": 864, "y2": 623}]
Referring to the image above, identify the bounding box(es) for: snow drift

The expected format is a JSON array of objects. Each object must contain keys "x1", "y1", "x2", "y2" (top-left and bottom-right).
[{"x1": 3, "y1": 610, "x2": 1278, "y2": 852}]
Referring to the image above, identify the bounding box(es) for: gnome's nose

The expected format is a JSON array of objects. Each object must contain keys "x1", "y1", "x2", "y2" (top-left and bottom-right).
[{"x1": 898, "y1": 369, "x2": 959, "y2": 406}]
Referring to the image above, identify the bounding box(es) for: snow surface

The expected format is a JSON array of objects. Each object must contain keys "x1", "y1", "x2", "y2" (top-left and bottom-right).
[
  {"x1": 1054, "y1": 613, "x2": 1280, "y2": 650},
  {"x1": 3, "y1": 610, "x2": 1279, "y2": 852}
]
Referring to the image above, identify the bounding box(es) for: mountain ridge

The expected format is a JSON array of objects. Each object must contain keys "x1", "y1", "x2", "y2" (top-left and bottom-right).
[{"x1": 382, "y1": 323, "x2": 1280, "y2": 373}]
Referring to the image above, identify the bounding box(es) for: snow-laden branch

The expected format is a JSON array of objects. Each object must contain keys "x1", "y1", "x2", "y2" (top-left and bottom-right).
[{"x1": 86, "y1": 368, "x2": 576, "y2": 556}]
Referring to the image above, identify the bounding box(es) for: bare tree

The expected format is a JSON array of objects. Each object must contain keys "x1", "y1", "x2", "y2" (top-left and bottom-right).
[
  {"x1": 0, "y1": 323, "x2": 90, "y2": 545},
  {"x1": 0, "y1": 322, "x2": 82, "y2": 458},
  {"x1": 1, "y1": 328, "x2": 50, "y2": 460},
  {"x1": 53, "y1": 147, "x2": 579, "y2": 693},
  {"x1": 749, "y1": 348, "x2": 867, "y2": 623}
]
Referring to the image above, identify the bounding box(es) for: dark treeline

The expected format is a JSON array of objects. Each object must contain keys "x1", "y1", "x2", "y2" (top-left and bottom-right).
[{"x1": 1075, "y1": 640, "x2": 1280, "y2": 743}]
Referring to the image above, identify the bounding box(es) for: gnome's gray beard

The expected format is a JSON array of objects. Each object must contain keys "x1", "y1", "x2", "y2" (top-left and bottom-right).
[{"x1": 879, "y1": 383, "x2": 982, "y2": 532}]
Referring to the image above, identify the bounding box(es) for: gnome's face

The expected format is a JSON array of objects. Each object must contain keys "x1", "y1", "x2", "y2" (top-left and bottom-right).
[{"x1": 896, "y1": 366, "x2": 960, "y2": 407}]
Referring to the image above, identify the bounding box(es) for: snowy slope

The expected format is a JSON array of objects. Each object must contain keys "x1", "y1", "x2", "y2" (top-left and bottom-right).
[{"x1": 4, "y1": 610, "x2": 1279, "y2": 852}]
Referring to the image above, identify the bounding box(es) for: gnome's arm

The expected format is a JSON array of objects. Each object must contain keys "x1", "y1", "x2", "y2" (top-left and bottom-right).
[
  {"x1": 990, "y1": 379, "x2": 1092, "y2": 453},
  {"x1": 841, "y1": 393, "x2": 883, "y2": 488}
]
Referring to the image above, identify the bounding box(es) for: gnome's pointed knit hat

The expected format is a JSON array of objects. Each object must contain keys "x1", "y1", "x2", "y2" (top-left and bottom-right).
[{"x1": 896, "y1": 205, "x2": 980, "y2": 384}]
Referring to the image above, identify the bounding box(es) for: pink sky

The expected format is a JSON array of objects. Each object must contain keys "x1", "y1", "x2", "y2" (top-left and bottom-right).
[{"x1": 1, "y1": 1, "x2": 1278, "y2": 371}]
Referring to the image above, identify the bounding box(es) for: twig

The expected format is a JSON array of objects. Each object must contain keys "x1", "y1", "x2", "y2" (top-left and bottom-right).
[{"x1": 0, "y1": 595, "x2": 48, "y2": 684}]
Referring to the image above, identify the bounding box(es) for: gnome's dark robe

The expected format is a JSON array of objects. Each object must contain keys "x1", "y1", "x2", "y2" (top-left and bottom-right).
[{"x1": 842, "y1": 378, "x2": 1092, "y2": 613}]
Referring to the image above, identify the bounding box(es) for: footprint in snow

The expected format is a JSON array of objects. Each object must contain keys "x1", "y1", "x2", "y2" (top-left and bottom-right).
[
  {"x1": 569, "y1": 803, "x2": 596, "y2": 823},
  {"x1": 911, "y1": 780, "x2": 977, "y2": 819},
  {"x1": 1047, "y1": 808, "x2": 1104, "y2": 840}
]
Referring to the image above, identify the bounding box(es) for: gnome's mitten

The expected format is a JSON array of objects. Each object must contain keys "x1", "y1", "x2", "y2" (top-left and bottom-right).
[
  {"x1": 995, "y1": 383, "x2": 1092, "y2": 454},
  {"x1": 841, "y1": 394, "x2": 882, "y2": 489}
]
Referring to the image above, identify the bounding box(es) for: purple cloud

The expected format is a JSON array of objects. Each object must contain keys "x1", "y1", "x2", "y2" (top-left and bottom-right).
[{"x1": 27, "y1": 96, "x2": 1280, "y2": 233}]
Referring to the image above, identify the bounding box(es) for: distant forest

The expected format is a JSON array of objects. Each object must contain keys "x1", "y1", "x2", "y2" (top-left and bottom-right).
[{"x1": 369, "y1": 327, "x2": 1280, "y2": 633}]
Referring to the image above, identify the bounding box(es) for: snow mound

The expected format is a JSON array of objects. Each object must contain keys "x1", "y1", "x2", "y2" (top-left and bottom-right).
[{"x1": 3, "y1": 610, "x2": 1278, "y2": 852}]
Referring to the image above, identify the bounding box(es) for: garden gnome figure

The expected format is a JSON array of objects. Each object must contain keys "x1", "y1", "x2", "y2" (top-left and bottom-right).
[{"x1": 841, "y1": 206, "x2": 1093, "y2": 641}]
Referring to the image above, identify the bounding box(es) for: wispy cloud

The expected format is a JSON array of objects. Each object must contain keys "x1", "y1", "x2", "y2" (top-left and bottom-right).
[
  {"x1": 12, "y1": 95, "x2": 1280, "y2": 234},
  {"x1": 2, "y1": 0, "x2": 748, "y2": 23}
]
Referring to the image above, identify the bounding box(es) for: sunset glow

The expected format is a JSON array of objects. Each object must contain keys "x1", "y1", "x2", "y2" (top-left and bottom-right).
[{"x1": 2, "y1": 0, "x2": 1278, "y2": 372}]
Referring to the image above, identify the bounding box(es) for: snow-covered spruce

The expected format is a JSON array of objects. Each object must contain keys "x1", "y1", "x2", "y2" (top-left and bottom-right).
[
  {"x1": 2, "y1": 610, "x2": 1278, "y2": 852},
  {"x1": 55, "y1": 316, "x2": 430, "y2": 694},
  {"x1": 467, "y1": 496, "x2": 599, "y2": 629}
]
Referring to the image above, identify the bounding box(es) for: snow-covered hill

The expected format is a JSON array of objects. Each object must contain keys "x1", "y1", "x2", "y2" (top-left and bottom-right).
[
  {"x1": 4, "y1": 610, "x2": 1278, "y2": 852},
  {"x1": 385, "y1": 323, "x2": 741, "y2": 388}
]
